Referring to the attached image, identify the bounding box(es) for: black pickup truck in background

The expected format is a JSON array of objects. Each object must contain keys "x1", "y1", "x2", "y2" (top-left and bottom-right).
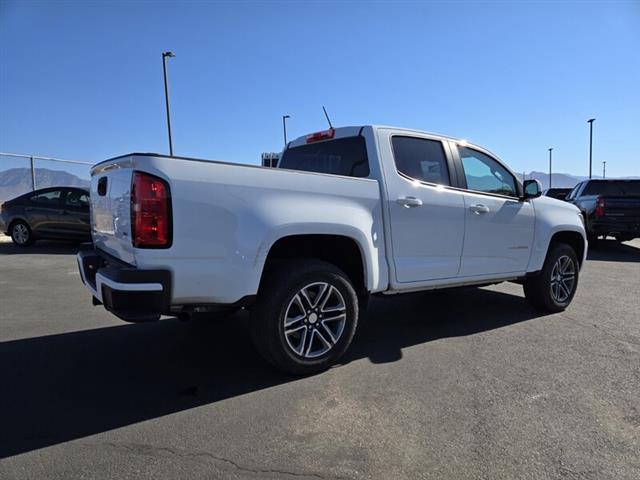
[{"x1": 565, "y1": 179, "x2": 640, "y2": 243}]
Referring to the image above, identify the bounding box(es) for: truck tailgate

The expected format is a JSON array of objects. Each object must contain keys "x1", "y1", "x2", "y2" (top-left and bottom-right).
[
  {"x1": 91, "y1": 160, "x2": 136, "y2": 265},
  {"x1": 603, "y1": 196, "x2": 640, "y2": 221}
]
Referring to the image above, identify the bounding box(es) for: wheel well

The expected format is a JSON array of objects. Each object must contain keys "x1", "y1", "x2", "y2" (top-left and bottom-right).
[
  {"x1": 264, "y1": 234, "x2": 366, "y2": 293},
  {"x1": 550, "y1": 231, "x2": 585, "y2": 266},
  {"x1": 7, "y1": 218, "x2": 29, "y2": 232}
]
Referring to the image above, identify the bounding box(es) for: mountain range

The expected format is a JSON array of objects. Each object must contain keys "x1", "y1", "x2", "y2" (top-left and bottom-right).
[
  {"x1": 524, "y1": 171, "x2": 639, "y2": 191},
  {"x1": 0, "y1": 168, "x2": 90, "y2": 203}
]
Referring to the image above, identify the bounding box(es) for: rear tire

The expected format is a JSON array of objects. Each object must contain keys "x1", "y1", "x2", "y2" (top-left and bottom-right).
[
  {"x1": 524, "y1": 243, "x2": 579, "y2": 312},
  {"x1": 10, "y1": 220, "x2": 34, "y2": 247},
  {"x1": 250, "y1": 259, "x2": 359, "y2": 375}
]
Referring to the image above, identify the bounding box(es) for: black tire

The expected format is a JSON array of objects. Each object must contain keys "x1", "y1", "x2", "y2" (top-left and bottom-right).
[
  {"x1": 10, "y1": 220, "x2": 34, "y2": 247},
  {"x1": 587, "y1": 232, "x2": 599, "y2": 245},
  {"x1": 250, "y1": 259, "x2": 359, "y2": 375},
  {"x1": 523, "y1": 243, "x2": 579, "y2": 312}
]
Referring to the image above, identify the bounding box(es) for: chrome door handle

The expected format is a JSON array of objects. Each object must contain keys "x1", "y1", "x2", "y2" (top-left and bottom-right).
[
  {"x1": 397, "y1": 196, "x2": 423, "y2": 208},
  {"x1": 469, "y1": 204, "x2": 490, "y2": 214}
]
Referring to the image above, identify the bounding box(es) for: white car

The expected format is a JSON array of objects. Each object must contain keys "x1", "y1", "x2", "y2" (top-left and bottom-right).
[{"x1": 78, "y1": 125, "x2": 587, "y2": 374}]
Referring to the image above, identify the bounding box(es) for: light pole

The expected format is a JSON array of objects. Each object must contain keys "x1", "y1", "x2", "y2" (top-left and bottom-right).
[
  {"x1": 162, "y1": 51, "x2": 176, "y2": 156},
  {"x1": 282, "y1": 115, "x2": 290, "y2": 146},
  {"x1": 602, "y1": 161, "x2": 606, "y2": 179},
  {"x1": 587, "y1": 118, "x2": 595, "y2": 178},
  {"x1": 548, "y1": 148, "x2": 553, "y2": 189}
]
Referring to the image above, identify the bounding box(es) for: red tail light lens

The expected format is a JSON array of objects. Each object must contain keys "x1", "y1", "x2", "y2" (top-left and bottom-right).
[
  {"x1": 131, "y1": 171, "x2": 172, "y2": 248},
  {"x1": 594, "y1": 196, "x2": 605, "y2": 217},
  {"x1": 306, "y1": 128, "x2": 335, "y2": 143}
]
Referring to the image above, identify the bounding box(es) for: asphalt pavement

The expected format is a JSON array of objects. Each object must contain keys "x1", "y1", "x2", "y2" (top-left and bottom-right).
[{"x1": 1, "y1": 238, "x2": 639, "y2": 479}]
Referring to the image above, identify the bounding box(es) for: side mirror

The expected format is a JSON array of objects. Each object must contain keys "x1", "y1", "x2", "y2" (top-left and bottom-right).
[{"x1": 522, "y1": 179, "x2": 542, "y2": 199}]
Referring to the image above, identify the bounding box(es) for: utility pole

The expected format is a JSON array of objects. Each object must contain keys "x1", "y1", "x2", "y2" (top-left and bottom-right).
[
  {"x1": 282, "y1": 115, "x2": 290, "y2": 146},
  {"x1": 587, "y1": 118, "x2": 595, "y2": 178},
  {"x1": 602, "y1": 161, "x2": 606, "y2": 179},
  {"x1": 162, "y1": 51, "x2": 176, "y2": 156},
  {"x1": 548, "y1": 148, "x2": 553, "y2": 189}
]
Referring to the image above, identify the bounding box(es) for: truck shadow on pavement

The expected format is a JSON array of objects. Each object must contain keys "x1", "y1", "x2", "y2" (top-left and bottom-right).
[
  {"x1": 2, "y1": 287, "x2": 546, "y2": 458},
  {"x1": 586, "y1": 239, "x2": 640, "y2": 263}
]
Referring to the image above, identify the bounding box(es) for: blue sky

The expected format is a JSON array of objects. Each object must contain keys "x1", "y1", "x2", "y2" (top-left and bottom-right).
[{"x1": 1, "y1": 0, "x2": 639, "y2": 178}]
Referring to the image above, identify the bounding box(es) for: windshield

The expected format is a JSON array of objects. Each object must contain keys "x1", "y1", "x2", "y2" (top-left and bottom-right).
[
  {"x1": 582, "y1": 180, "x2": 640, "y2": 196},
  {"x1": 278, "y1": 136, "x2": 369, "y2": 178}
]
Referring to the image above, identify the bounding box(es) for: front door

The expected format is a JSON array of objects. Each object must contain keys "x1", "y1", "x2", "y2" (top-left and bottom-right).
[
  {"x1": 381, "y1": 133, "x2": 466, "y2": 283},
  {"x1": 24, "y1": 189, "x2": 64, "y2": 236},
  {"x1": 456, "y1": 146, "x2": 535, "y2": 277}
]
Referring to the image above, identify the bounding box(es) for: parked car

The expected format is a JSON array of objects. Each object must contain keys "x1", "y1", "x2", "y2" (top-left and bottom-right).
[
  {"x1": 0, "y1": 187, "x2": 91, "y2": 246},
  {"x1": 77, "y1": 125, "x2": 586, "y2": 374},
  {"x1": 565, "y1": 179, "x2": 640, "y2": 243},
  {"x1": 543, "y1": 188, "x2": 572, "y2": 201}
]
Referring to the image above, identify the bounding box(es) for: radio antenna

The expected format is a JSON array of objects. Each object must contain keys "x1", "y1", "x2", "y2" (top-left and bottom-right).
[{"x1": 322, "y1": 105, "x2": 334, "y2": 129}]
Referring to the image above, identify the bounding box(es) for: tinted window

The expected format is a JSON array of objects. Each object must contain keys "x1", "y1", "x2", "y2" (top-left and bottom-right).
[
  {"x1": 582, "y1": 180, "x2": 640, "y2": 196},
  {"x1": 30, "y1": 190, "x2": 62, "y2": 206},
  {"x1": 279, "y1": 136, "x2": 369, "y2": 178},
  {"x1": 391, "y1": 136, "x2": 450, "y2": 185},
  {"x1": 459, "y1": 147, "x2": 516, "y2": 196},
  {"x1": 65, "y1": 190, "x2": 90, "y2": 208}
]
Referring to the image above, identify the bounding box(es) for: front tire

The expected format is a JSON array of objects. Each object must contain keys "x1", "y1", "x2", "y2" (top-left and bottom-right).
[
  {"x1": 250, "y1": 259, "x2": 359, "y2": 375},
  {"x1": 10, "y1": 220, "x2": 34, "y2": 247},
  {"x1": 524, "y1": 243, "x2": 579, "y2": 312}
]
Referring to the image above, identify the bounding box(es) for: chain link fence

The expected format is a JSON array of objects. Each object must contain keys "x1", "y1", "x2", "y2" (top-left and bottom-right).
[{"x1": 0, "y1": 153, "x2": 94, "y2": 203}]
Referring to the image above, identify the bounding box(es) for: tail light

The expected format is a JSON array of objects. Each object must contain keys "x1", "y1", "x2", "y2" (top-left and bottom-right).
[
  {"x1": 131, "y1": 171, "x2": 172, "y2": 248},
  {"x1": 594, "y1": 196, "x2": 605, "y2": 217}
]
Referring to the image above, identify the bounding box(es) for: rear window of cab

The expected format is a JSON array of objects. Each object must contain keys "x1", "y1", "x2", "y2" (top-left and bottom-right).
[{"x1": 278, "y1": 136, "x2": 370, "y2": 178}]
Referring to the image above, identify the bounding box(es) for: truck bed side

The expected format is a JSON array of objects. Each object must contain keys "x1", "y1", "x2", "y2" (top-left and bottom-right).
[{"x1": 90, "y1": 155, "x2": 388, "y2": 305}]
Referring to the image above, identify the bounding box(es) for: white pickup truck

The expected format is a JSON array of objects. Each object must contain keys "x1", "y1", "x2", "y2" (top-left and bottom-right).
[{"x1": 78, "y1": 125, "x2": 587, "y2": 374}]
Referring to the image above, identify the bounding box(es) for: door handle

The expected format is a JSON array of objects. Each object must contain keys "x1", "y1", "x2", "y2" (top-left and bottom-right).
[
  {"x1": 469, "y1": 204, "x2": 490, "y2": 214},
  {"x1": 397, "y1": 196, "x2": 423, "y2": 208}
]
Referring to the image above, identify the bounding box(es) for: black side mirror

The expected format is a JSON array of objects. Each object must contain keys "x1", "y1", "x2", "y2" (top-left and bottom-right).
[{"x1": 522, "y1": 179, "x2": 542, "y2": 199}]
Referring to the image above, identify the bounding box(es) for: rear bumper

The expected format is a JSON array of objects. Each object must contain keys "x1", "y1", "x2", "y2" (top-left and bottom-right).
[
  {"x1": 590, "y1": 220, "x2": 640, "y2": 237},
  {"x1": 77, "y1": 250, "x2": 171, "y2": 322}
]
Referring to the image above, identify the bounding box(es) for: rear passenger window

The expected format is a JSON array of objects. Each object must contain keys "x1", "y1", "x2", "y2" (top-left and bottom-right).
[
  {"x1": 65, "y1": 190, "x2": 90, "y2": 208},
  {"x1": 30, "y1": 190, "x2": 62, "y2": 206},
  {"x1": 278, "y1": 136, "x2": 369, "y2": 177},
  {"x1": 391, "y1": 136, "x2": 450, "y2": 186}
]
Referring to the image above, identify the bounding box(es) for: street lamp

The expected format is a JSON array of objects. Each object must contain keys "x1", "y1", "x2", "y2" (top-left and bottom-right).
[
  {"x1": 548, "y1": 148, "x2": 553, "y2": 189},
  {"x1": 602, "y1": 161, "x2": 606, "y2": 179},
  {"x1": 587, "y1": 118, "x2": 595, "y2": 178},
  {"x1": 282, "y1": 115, "x2": 290, "y2": 146},
  {"x1": 162, "y1": 51, "x2": 176, "y2": 156}
]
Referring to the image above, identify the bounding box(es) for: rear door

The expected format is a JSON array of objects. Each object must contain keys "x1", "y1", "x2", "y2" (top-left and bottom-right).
[
  {"x1": 378, "y1": 130, "x2": 466, "y2": 283},
  {"x1": 455, "y1": 146, "x2": 535, "y2": 277},
  {"x1": 61, "y1": 189, "x2": 91, "y2": 238}
]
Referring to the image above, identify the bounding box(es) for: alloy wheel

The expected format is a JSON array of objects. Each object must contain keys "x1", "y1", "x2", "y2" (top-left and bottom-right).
[
  {"x1": 283, "y1": 282, "x2": 347, "y2": 358},
  {"x1": 550, "y1": 255, "x2": 576, "y2": 303},
  {"x1": 12, "y1": 223, "x2": 29, "y2": 245}
]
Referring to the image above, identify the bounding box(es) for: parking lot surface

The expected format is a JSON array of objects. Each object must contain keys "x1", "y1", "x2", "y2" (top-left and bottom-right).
[{"x1": 1, "y1": 238, "x2": 639, "y2": 479}]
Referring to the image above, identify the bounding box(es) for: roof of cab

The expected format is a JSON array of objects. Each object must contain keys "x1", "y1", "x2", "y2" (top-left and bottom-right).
[{"x1": 286, "y1": 125, "x2": 465, "y2": 149}]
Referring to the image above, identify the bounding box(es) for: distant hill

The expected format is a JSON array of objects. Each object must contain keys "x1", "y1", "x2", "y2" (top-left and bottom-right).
[
  {"x1": 0, "y1": 168, "x2": 90, "y2": 203},
  {"x1": 524, "y1": 171, "x2": 639, "y2": 191}
]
